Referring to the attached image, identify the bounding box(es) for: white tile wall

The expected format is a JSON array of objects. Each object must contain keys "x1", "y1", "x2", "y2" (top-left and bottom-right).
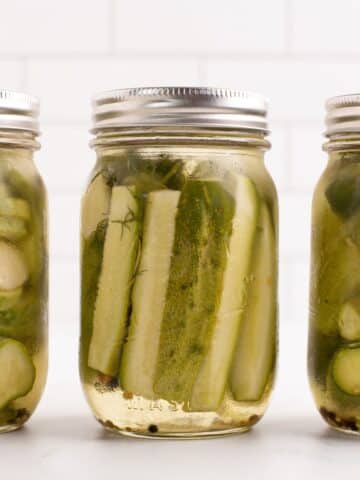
[
  {"x1": 290, "y1": 126, "x2": 327, "y2": 191},
  {"x1": 0, "y1": 0, "x2": 358, "y2": 329},
  {"x1": 50, "y1": 193, "x2": 81, "y2": 260},
  {"x1": 0, "y1": 61, "x2": 24, "y2": 90},
  {"x1": 114, "y1": 0, "x2": 286, "y2": 53},
  {"x1": 293, "y1": 0, "x2": 360, "y2": 53},
  {"x1": 0, "y1": 1, "x2": 111, "y2": 54},
  {"x1": 205, "y1": 60, "x2": 360, "y2": 121},
  {"x1": 267, "y1": 127, "x2": 289, "y2": 190},
  {"x1": 279, "y1": 192, "x2": 312, "y2": 260},
  {"x1": 37, "y1": 125, "x2": 93, "y2": 193},
  {"x1": 27, "y1": 58, "x2": 200, "y2": 122}
]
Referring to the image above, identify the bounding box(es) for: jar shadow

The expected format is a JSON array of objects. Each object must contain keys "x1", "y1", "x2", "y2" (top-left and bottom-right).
[
  {"x1": 12, "y1": 415, "x2": 99, "y2": 442},
  {"x1": 318, "y1": 426, "x2": 360, "y2": 443}
]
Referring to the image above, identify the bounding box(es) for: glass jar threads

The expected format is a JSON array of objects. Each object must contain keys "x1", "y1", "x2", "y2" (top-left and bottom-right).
[{"x1": 80, "y1": 87, "x2": 278, "y2": 438}]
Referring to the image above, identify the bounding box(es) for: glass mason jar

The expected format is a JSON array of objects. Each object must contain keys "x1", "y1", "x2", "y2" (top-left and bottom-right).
[
  {"x1": 0, "y1": 91, "x2": 48, "y2": 433},
  {"x1": 309, "y1": 94, "x2": 360, "y2": 434},
  {"x1": 80, "y1": 87, "x2": 278, "y2": 438}
]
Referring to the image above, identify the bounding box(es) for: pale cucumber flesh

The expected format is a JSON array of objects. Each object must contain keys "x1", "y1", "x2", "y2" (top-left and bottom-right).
[
  {"x1": 120, "y1": 190, "x2": 180, "y2": 397},
  {"x1": 332, "y1": 347, "x2": 360, "y2": 395},
  {"x1": 338, "y1": 298, "x2": 360, "y2": 341},
  {"x1": 0, "y1": 287, "x2": 22, "y2": 311},
  {"x1": 190, "y1": 174, "x2": 259, "y2": 411},
  {"x1": 0, "y1": 216, "x2": 27, "y2": 241},
  {"x1": 229, "y1": 205, "x2": 276, "y2": 402},
  {"x1": 88, "y1": 186, "x2": 139, "y2": 376},
  {"x1": 0, "y1": 337, "x2": 35, "y2": 409},
  {"x1": 0, "y1": 198, "x2": 30, "y2": 220},
  {"x1": 0, "y1": 241, "x2": 28, "y2": 290}
]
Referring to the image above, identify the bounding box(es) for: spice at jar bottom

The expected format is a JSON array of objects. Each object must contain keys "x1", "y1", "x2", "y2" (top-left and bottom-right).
[{"x1": 80, "y1": 87, "x2": 278, "y2": 438}]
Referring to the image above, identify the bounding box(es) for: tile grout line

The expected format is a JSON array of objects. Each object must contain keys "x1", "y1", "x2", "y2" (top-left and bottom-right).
[
  {"x1": 108, "y1": 0, "x2": 117, "y2": 53},
  {"x1": 283, "y1": 0, "x2": 293, "y2": 52},
  {"x1": 197, "y1": 58, "x2": 207, "y2": 85},
  {"x1": 3, "y1": 51, "x2": 360, "y2": 62},
  {"x1": 284, "y1": 125, "x2": 294, "y2": 189},
  {"x1": 18, "y1": 56, "x2": 28, "y2": 92}
]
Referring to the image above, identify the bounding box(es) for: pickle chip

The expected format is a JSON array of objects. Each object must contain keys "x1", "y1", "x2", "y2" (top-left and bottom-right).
[
  {"x1": 0, "y1": 216, "x2": 27, "y2": 241},
  {"x1": 0, "y1": 198, "x2": 30, "y2": 220},
  {"x1": 325, "y1": 164, "x2": 360, "y2": 218},
  {"x1": 0, "y1": 241, "x2": 28, "y2": 290},
  {"x1": 0, "y1": 337, "x2": 35, "y2": 409},
  {"x1": 338, "y1": 298, "x2": 360, "y2": 340},
  {"x1": 332, "y1": 347, "x2": 360, "y2": 396}
]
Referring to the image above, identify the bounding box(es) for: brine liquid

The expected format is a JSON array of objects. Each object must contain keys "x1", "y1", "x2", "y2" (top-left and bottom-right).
[
  {"x1": 0, "y1": 149, "x2": 48, "y2": 432},
  {"x1": 82, "y1": 375, "x2": 272, "y2": 437},
  {"x1": 309, "y1": 152, "x2": 360, "y2": 434},
  {"x1": 80, "y1": 145, "x2": 277, "y2": 437}
]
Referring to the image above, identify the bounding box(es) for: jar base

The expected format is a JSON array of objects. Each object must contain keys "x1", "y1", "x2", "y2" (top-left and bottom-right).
[
  {"x1": 317, "y1": 405, "x2": 360, "y2": 434},
  {"x1": 330, "y1": 425, "x2": 360, "y2": 436},
  {"x1": 102, "y1": 423, "x2": 250, "y2": 439},
  {"x1": 0, "y1": 424, "x2": 23, "y2": 434}
]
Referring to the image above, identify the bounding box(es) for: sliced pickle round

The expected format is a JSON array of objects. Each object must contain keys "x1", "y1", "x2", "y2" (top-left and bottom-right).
[{"x1": 332, "y1": 346, "x2": 360, "y2": 396}]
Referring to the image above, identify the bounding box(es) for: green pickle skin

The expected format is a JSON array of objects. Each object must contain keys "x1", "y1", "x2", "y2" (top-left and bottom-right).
[
  {"x1": 80, "y1": 220, "x2": 107, "y2": 383},
  {"x1": 0, "y1": 150, "x2": 47, "y2": 431},
  {"x1": 153, "y1": 181, "x2": 235, "y2": 403},
  {"x1": 80, "y1": 147, "x2": 277, "y2": 436},
  {"x1": 309, "y1": 152, "x2": 360, "y2": 433}
]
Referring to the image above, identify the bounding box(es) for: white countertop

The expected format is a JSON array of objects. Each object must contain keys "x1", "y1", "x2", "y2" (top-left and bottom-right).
[{"x1": 1, "y1": 321, "x2": 358, "y2": 480}]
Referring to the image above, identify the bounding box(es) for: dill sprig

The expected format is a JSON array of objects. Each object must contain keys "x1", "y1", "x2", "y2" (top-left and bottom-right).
[
  {"x1": 98, "y1": 149, "x2": 186, "y2": 191},
  {"x1": 111, "y1": 206, "x2": 138, "y2": 238}
]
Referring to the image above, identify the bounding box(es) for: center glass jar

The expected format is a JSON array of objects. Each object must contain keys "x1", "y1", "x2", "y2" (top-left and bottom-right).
[
  {"x1": 309, "y1": 94, "x2": 360, "y2": 434},
  {"x1": 80, "y1": 87, "x2": 278, "y2": 438}
]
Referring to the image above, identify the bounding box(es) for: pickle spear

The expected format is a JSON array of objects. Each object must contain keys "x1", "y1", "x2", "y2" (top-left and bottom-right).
[
  {"x1": 230, "y1": 205, "x2": 277, "y2": 402},
  {"x1": 190, "y1": 174, "x2": 259, "y2": 411},
  {"x1": 120, "y1": 190, "x2": 180, "y2": 397},
  {"x1": 80, "y1": 220, "x2": 107, "y2": 380},
  {"x1": 153, "y1": 180, "x2": 234, "y2": 403},
  {"x1": 88, "y1": 186, "x2": 140, "y2": 376}
]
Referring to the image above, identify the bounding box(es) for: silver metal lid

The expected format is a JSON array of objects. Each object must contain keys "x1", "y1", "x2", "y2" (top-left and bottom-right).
[
  {"x1": 0, "y1": 90, "x2": 39, "y2": 135},
  {"x1": 92, "y1": 87, "x2": 269, "y2": 134},
  {"x1": 325, "y1": 93, "x2": 360, "y2": 137}
]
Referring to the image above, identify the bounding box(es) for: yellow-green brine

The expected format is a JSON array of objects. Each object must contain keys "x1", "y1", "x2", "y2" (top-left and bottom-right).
[{"x1": 80, "y1": 87, "x2": 278, "y2": 438}]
